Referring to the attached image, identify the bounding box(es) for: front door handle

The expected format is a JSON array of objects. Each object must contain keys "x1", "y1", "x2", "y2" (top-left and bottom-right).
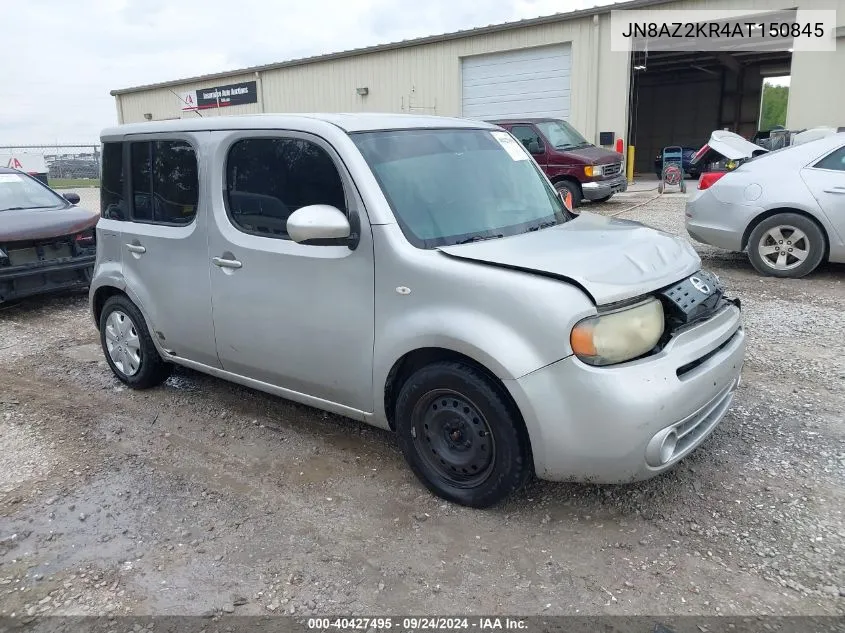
[
  {"x1": 212, "y1": 256, "x2": 243, "y2": 270},
  {"x1": 823, "y1": 186, "x2": 845, "y2": 194},
  {"x1": 125, "y1": 243, "x2": 146, "y2": 254}
]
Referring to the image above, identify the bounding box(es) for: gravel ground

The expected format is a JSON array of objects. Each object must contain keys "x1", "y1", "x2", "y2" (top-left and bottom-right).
[{"x1": 0, "y1": 188, "x2": 843, "y2": 620}]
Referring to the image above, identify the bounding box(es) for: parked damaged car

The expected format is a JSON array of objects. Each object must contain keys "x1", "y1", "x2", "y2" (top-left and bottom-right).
[
  {"x1": 687, "y1": 131, "x2": 845, "y2": 278},
  {"x1": 0, "y1": 168, "x2": 98, "y2": 303}
]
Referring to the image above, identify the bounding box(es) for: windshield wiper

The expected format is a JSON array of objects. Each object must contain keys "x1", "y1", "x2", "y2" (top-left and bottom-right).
[
  {"x1": 525, "y1": 220, "x2": 558, "y2": 232},
  {"x1": 0, "y1": 205, "x2": 58, "y2": 211},
  {"x1": 455, "y1": 234, "x2": 504, "y2": 245}
]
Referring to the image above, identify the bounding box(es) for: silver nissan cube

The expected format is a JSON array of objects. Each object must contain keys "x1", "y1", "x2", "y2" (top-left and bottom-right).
[{"x1": 91, "y1": 114, "x2": 745, "y2": 508}]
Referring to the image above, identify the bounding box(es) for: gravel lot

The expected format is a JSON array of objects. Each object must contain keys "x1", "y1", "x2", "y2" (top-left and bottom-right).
[{"x1": 1, "y1": 187, "x2": 843, "y2": 619}]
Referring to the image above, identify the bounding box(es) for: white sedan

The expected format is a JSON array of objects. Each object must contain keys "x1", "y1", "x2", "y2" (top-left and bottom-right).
[{"x1": 685, "y1": 131, "x2": 845, "y2": 278}]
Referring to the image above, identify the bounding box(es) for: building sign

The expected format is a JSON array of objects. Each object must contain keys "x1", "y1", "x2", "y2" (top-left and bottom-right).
[{"x1": 186, "y1": 81, "x2": 257, "y2": 110}]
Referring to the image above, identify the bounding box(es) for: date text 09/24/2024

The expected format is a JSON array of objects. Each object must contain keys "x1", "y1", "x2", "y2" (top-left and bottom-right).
[{"x1": 307, "y1": 617, "x2": 527, "y2": 631}]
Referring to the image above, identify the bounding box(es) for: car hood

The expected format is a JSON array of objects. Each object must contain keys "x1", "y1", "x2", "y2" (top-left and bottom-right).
[
  {"x1": 0, "y1": 206, "x2": 99, "y2": 242},
  {"x1": 563, "y1": 144, "x2": 622, "y2": 165},
  {"x1": 438, "y1": 212, "x2": 701, "y2": 305}
]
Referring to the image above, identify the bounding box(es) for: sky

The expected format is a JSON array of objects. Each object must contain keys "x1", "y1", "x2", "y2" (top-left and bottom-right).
[{"x1": 2, "y1": 0, "x2": 616, "y2": 145}]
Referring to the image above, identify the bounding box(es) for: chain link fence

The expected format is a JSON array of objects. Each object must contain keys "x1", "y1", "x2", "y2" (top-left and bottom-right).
[{"x1": 0, "y1": 144, "x2": 100, "y2": 189}]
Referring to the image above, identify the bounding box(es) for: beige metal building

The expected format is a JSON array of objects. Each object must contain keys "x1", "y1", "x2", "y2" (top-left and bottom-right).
[{"x1": 112, "y1": 0, "x2": 844, "y2": 174}]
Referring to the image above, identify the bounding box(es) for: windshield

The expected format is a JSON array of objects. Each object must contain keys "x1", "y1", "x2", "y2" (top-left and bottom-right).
[
  {"x1": 352, "y1": 128, "x2": 569, "y2": 248},
  {"x1": 0, "y1": 172, "x2": 66, "y2": 212},
  {"x1": 535, "y1": 120, "x2": 590, "y2": 150}
]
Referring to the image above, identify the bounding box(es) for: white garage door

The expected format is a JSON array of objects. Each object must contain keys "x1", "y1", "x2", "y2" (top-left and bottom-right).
[{"x1": 461, "y1": 44, "x2": 571, "y2": 121}]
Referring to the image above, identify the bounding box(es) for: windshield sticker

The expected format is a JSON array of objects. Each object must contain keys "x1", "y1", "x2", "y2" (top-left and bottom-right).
[
  {"x1": 0, "y1": 174, "x2": 23, "y2": 183},
  {"x1": 490, "y1": 131, "x2": 529, "y2": 161}
]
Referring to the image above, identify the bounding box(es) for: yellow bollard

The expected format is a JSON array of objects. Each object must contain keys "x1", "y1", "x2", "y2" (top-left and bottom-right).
[{"x1": 626, "y1": 146, "x2": 635, "y2": 184}]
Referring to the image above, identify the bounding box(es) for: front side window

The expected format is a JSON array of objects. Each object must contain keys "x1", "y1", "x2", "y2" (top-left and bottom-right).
[
  {"x1": 510, "y1": 125, "x2": 544, "y2": 154},
  {"x1": 535, "y1": 120, "x2": 590, "y2": 150},
  {"x1": 352, "y1": 128, "x2": 568, "y2": 248},
  {"x1": 225, "y1": 138, "x2": 346, "y2": 240},
  {"x1": 814, "y1": 146, "x2": 845, "y2": 171},
  {"x1": 100, "y1": 142, "x2": 125, "y2": 219},
  {"x1": 130, "y1": 140, "x2": 198, "y2": 224},
  {"x1": 0, "y1": 171, "x2": 66, "y2": 212}
]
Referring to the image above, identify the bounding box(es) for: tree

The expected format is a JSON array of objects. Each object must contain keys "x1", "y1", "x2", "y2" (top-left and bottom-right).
[{"x1": 759, "y1": 83, "x2": 789, "y2": 132}]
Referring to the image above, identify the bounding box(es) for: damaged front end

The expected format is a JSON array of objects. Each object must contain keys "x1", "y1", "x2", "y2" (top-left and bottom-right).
[{"x1": 0, "y1": 228, "x2": 97, "y2": 303}]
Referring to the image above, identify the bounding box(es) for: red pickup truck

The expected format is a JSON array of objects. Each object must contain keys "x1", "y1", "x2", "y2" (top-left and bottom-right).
[{"x1": 490, "y1": 118, "x2": 626, "y2": 209}]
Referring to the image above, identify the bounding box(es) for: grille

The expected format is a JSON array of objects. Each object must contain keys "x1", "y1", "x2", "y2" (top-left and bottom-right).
[{"x1": 602, "y1": 162, "x2": 622, "y2": 177}]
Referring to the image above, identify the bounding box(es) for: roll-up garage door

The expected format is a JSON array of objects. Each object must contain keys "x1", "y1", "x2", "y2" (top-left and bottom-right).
[{"x1": 461, "y1": 44, "x2": 571, "y2": 121}]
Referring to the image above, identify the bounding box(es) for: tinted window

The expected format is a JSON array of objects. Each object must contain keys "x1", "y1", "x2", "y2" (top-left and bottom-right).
[
  {"x1": 130, "y1": 140, "x2": 198, "y2": 224},
  {"x1": 101, "y1": 142, "x2": 125, "y2": 219},
  {"x1": 226, "y1": 138, "x2": 346, "y2": 239},
  {"x1": 815, "y1": 146, "x2": 845, "y2": 171},
  {"x1": 509, "y1": 126, "x2": 544, "y2": 154}
]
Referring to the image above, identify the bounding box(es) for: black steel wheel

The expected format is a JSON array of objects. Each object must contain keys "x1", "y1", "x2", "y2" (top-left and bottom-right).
[
  {"x1": 395, "y1": 361, "x2": 532, "y2": 508},
  {"x1": 411, "y1": 389, "x2": 496, "y2": 488}
]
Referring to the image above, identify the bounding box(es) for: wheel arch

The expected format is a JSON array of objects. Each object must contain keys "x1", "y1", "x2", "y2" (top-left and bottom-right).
[
  {"x1": 92, "y1": 285, "x2": 128, "y2": 330},
  {"x1": 383, "y1": 347, "x2": 523, "y2": 434},
  {"x1": 742, "y1": 208, "x2": 830, "y2": 260}
]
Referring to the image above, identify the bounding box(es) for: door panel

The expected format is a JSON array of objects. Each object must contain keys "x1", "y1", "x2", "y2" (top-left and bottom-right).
[
  {"x1": 207, "y1": 132, "x2": 375, "y2": 412},
  {"x1": 801, "y1": 146, "x2": 845, "y2": 245},
  {"x1": 120, "y1": 135, "x2": 219, "y2": 368}
]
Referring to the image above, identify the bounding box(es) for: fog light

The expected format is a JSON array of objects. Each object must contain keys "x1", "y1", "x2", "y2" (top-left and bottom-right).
[{"x1": 659, "y1": 430, "x2": 678, "y2": 464}]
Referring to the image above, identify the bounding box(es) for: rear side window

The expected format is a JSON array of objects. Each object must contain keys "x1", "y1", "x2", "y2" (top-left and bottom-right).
[
  {"x1": 100, "y1": 142, "x2": 125, "y2": 220},
  {"x1": 225, "y1": 138, "x2": 346, "y2": 239},
  {"x1": 129, "y1": 140, "x2": 199, "y2": 225},
  {"x1": 815, "y1": 146, "x2": 845, "y2": 171}
]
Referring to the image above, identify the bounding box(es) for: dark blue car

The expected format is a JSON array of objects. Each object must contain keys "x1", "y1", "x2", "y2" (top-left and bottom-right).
[{"x1": 654, "y1": 147, "x2": 702, "y2": 179}]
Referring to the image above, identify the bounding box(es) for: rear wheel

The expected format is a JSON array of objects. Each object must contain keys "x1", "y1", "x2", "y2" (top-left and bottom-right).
[
  {"x1": 100, "y1": 294, "x2": 172, "y2": 389},
  {"x1": 747, "y1": 213, "x2": 825, "y2": 278},
  {"x1": 554, "y1": 180, "x2": 582, "y2": 212},
  {"x1": 394, "y1": 361, "x2": 532, "y2": 508}
]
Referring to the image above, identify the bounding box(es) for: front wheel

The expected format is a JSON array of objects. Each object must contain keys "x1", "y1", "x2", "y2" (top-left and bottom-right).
[
  {"x1": 747, "y1": 213, "x2": 825, "y2": 278},
  {"x1": 394, "y1": 362, "x2": 532, "y2": 508},
  {"x1": 554, "y1": 181, "x2": 582, "y2": 212}
]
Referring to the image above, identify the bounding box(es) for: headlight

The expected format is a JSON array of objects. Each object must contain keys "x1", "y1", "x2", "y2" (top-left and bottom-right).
[
  {"x1": 584, "y1": 165, "x2": 600, "y2": 177},
  {"x1": 570, "y1": 298, "x2": 665, "y2": 366}
]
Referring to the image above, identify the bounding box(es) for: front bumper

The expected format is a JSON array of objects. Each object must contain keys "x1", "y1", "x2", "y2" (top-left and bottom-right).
[
  {"x1": 582, "y1": 174, "x2": 628, "y2": 200},
  {"x1": 0, "y1": 255, "x2": 95, "y2": 303},
  {"x1": 507, "y1": 304, "x2": 745, "y2": 483}
]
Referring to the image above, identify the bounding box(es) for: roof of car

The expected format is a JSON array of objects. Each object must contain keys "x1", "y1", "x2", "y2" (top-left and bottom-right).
[
  {"x1": 488, "y1": 118, "x2": 560, "y2": 124},
  {"x1": 101, "y1": 113, "x2": 497, "y2": 138},
  {"x1": 0, "y1": 167, "x2": 16, "y2": 174}
]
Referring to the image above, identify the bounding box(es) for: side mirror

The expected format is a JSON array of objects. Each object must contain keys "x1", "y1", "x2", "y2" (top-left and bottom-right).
[
  {"x1": 63, "y1": 192, "x2": 81, "y2": 204},
  {"x1": 287, "y1": 205, "x2": 352, "y2": 245}
]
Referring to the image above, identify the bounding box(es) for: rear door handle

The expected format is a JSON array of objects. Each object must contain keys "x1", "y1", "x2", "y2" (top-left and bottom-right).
[
  {"x1": 125, "y1": 244, "x2": 146, "y2": 254},
  {"x1": 212, "y1": 256, "x2": 242, "y2": 270}
]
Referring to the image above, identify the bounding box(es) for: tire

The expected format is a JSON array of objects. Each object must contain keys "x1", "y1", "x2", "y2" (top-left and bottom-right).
[
  {"x1": 99, "y1": 294, "x2": 172, "y2": 389},
  {"x1": 680, "y1": 180, "x2": 687, "y2": 194},
  {"x1": 593, "y1": 195, "x2": 613, "y2": 203},
  {"x1": 394, "y1": 361, "x2": 532, "y2": 508},
  {"x1": 658, "y1": 181, "x2": 664, "y2": 194},
  {"x1": 554, "y1": 180, "x2": 582, "y2": 211},
  {"x1": 747, "y1": 213, "x2": 826, "y2": 278}
]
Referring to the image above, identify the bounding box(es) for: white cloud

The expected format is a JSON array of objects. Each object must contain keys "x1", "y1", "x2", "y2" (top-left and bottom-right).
[{"x1": 1, "y1": 0, "x2": 612, "y2": 144}]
